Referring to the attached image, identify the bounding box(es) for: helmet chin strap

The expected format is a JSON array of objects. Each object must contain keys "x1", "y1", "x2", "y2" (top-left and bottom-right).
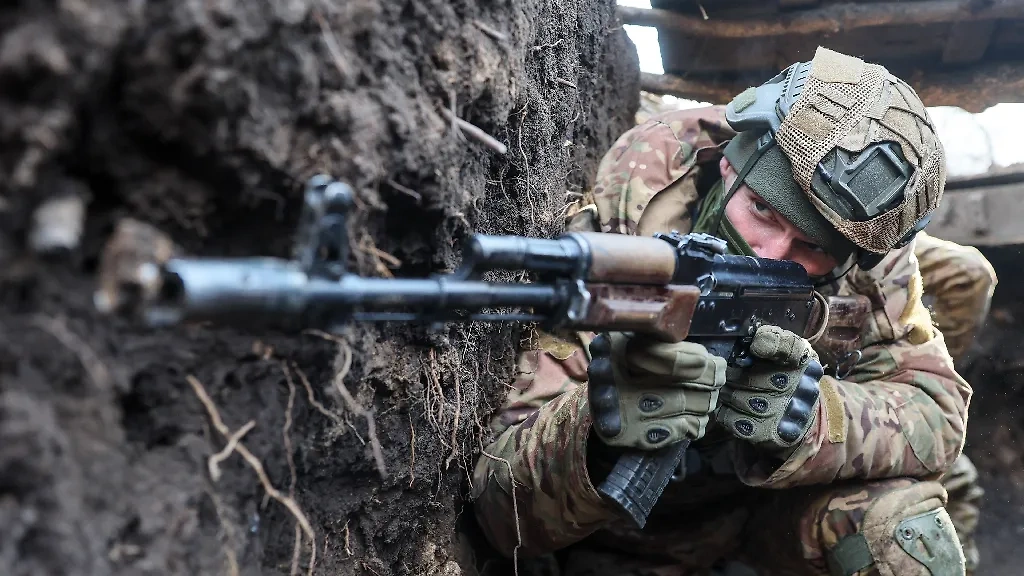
[
  {"x1": 815, "y1": 256, "x2": 858, "y2": 289},
  {"x1": 705, "y1": 133, "x2": 782, "y2": 258},
  {"x1": 709, "y1": 134, "x2": 774, "y2": 240},
  {"x1": 717, "y1": 212, "x2": 758, "y2": 258},
  {"x1": 690, "y1": 174, "x2": 757, "y2": 258}
]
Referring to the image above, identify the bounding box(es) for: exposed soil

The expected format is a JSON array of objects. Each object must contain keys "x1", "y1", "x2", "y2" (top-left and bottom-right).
[{"x1": 0, "y1": 1, "x2": 639, "y2": 575}]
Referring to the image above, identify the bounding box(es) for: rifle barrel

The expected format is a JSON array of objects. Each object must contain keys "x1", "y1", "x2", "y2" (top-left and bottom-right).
[{"x1": 144, "y1": 258, "x2": 565, "y2": 329}]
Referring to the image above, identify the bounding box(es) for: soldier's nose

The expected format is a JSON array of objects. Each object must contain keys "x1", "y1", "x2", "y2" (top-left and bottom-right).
[{"x1": 753, "y1": 239, "x2": 791, "y2": 261}]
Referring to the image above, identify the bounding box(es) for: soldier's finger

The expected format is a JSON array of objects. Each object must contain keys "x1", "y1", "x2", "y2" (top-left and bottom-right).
[
  {"x1": 725, "y1": 368, "x2": 798, "y2": 395},
  {"x1": 588, "y1": 332, "x2": 612, "y2": 358},
  {"x1": 715, "y1": 405, "x2": 770, "y2": 442},
  {"x1": 637, "y1": 414, "x2": 711, "y2": 449},
  {"x1": 720, "y1": 387, "x2": 784, "y2": 418},
  {"x1": 750, "y1": 325, "x2": 815, "y2": 366},
  {"x1": 625, "y1": 338, "x2": 716, "y2": 380},
  {"x1": 632, "y1": 386, "x2": 721, "y2": 421},
  {"x1": 587, "y1": 356, "x2": 623, "y2": 439}
]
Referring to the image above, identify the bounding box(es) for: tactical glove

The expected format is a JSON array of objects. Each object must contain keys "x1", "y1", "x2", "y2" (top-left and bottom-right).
[
  {"x1": 587, "y1": 332, "x2": 727, "y2": 451},
  {"x1": 717, "y1": 325, "x2": 823, "y2": 456}
]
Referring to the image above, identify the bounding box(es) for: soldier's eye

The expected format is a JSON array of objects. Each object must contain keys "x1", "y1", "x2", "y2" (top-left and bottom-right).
[
  {"x1": 753, "y1": 200, "x2": 771, "y2": 214},
  {"x1": 801, "y1": 240, "x2": 826, "y2": 254}
]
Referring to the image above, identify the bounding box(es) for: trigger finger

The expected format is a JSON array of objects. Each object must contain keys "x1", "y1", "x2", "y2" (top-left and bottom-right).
[
  {"x1": 728, "y1": 368, "x2": 797, "y2": 395},
  {"x1": 751, "y1": 326, "x2": 813, "y2": 366}
]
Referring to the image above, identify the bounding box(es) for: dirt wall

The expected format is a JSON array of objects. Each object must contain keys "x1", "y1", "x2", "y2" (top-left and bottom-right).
[{"x1": 0, "y1": 1, "x2": 639, "y2": 575}]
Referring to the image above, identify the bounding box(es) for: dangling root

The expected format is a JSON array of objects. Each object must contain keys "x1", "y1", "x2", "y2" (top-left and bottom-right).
[
  {"x1": 281, "y1": 363, "x2": 303, "y2": 576},
  {"x1": 208, "y1": 421, "x2": 255, "y2": 481},
  {"x1": 445, "y1": 371, "x2": 462, "y2": 470},
  {"x1": 186, "y1": 375, "x2": 317, "y2": 576},
  {"x1": 303, "y1": 330, "x2": 388, "y2": 479},
  {"x1": 478, "y1": 451, "x2": 522, "y2": 576}
]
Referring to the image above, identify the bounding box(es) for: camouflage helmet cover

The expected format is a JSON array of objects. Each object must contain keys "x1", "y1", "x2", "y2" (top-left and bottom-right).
[{"x1": 724, "y1": 47, "x2": 947, "y2": 267}]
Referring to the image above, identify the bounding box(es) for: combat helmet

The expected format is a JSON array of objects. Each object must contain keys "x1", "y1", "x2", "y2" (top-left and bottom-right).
[{"x1": 721, "y1": 47, "x2": 946, "y2": 270}]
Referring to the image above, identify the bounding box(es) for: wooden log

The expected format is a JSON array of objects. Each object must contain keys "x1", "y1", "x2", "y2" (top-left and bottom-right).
[
  {"x1": 925, "y1": 184, "x2": 1024, "y2": 246},
  {"x1": 618, "y1": 1, "x2": 1024, "y2": 38},
  {"x1": 947, "y1": 164, "x2": 1024, "y2": 191},
  {"x1": 942, "y1": 20, "x2": 996, "y2": 64},
  {"x1": 641, "y1": 62, "x2": 1024, "y2": 113},
  {"x1": 926, "y1": 165, "x2": 1024, "y2": 246},
  {"x1": 639, "y1": 72, "x2": 739, "y2": 105},
  {"x1": 908, "y1": 63, "x2": 1024, "y2": 113}
]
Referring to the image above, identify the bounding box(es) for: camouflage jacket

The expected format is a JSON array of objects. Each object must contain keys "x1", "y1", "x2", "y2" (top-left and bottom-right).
[{"x1": 471, "y1": 106, "x2": 973, "y2": 559}]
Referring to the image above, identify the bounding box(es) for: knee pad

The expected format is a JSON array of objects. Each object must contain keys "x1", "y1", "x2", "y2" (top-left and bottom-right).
[{"x1": 826, "y1": 481, "x2": 965, "y2": 576}]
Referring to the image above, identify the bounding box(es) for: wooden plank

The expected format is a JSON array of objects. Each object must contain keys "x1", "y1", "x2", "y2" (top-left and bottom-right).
[
  {"x1": 986, "y1": 19, "x2": 1024, "y2": 61},
  {"x1": 943, "y1": 20, "x2": 996, "y2": 63},
  {"x1": 618, "y1": 1, "x2": 1024, "y2": 39},
  {"x1": 658, "y1": 35, "x2": 782, "y2": 74},
  {"x1": 657, "y1": 24, "x2": 947, "y2": 75},
  {"x1": 947, "y1": 165, "x2": 1024, "y2": 190},
  {"x1": 926, "y1": 184, "x2": 1024, "y2": 246},
  {"x1": 641, "y1": 59, "x2": 1024, "y2": 112},
  {"x1": 907, "y1": 61, "x2": 1024, "y2": 112},
  {"x1": 779, "y1": 0, "x2": 821, "y2": 9},
  {"x1": 640, "y1": 72, "x2": 741, "y2": 104}
]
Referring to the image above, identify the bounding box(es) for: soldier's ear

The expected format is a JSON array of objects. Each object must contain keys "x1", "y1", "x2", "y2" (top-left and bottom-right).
[{"x1": 719, "y1": 155, "x2": 735, "y2": 180}]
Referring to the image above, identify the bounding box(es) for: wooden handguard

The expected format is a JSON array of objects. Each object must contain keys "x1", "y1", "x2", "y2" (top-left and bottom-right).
[
  {"x1": 576, "y1": 284, "x2": 701, "y2": 342},
  {"x1": 575, "y1": 232, "x2": 678, "y2": 285}
]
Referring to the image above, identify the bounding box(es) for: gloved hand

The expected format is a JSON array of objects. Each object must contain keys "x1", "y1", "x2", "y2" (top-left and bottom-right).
[
  {"x1": 587, "y1": 332, "x2": 727, "y2": 451},
  {"x1": 716, "y1": 325, "x2": 823, "y2": 456}
]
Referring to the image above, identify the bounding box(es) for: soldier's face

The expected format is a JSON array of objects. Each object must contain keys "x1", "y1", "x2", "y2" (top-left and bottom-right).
[{"x1": 720, "y1": 157, "x2": 839, "y2": 277}]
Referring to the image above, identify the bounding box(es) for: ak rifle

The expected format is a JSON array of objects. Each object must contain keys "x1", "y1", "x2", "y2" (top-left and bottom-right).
[{"x1": 96, "y1": 175, "x2": 828, "y2": 529}]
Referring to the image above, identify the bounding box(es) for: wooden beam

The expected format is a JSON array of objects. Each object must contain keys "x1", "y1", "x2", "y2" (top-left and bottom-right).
[
  {"x1": 618, "y1": 1, "x2": 1024, "y2": 38},
  {"x1": 926, "y1": 184, "x2": 1024, "y2": 246},
  {"x1": 946, "y1": 164, "x2": 1024, "y2": 190},
  {"x1": 641, "y1": 61, "x2": 1024, "y2": 112},
  {"x1": 909, "y1": 62, "x2": 1024, "y2": 113},
  {"x1": 779, "y1": 0, "x2": 821, "y2": 8},
  {"x1": 639, "y1": 72, "x2": 740, "y2": 105},
  {"x1": 942, "y1": 20, "x2": 996, "y2": 64}
]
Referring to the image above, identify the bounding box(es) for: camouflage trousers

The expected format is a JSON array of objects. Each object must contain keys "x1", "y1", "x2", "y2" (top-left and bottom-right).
[
  {"x1": 533, "y1": 478, "x2": 954, "y2": 576},
  {"x1": 941, "y1": 454, "x2": 983, "y2": 574}
]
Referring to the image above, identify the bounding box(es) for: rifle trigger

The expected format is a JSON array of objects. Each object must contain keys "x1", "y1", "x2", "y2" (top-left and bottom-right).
[{"x1": 834, "y1": 349, "x2": 862, "y2": 380}]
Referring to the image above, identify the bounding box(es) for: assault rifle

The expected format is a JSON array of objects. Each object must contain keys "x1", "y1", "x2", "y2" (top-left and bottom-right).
[{"x1": 95, "y1": 175, "x2": 828, "y2": 529}]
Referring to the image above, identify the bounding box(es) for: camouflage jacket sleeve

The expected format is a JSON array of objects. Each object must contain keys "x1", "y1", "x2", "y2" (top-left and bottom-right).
[
  {"x1": 914, "y1": 231, "x2": 997, "y2": 362},
  {"x1": 591, "y1": 105, "x2": 734, "y2": 236},
  {"x1": 471, "y1": 332, "x2": 619, "y2": 558},
  {"x1": 733, "y1": 241, "x2": 973, "y2": 488}
]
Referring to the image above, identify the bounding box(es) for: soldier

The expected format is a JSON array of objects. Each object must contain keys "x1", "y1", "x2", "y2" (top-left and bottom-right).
[
  {"x1": 916, "y1": 231, "x2": 997, "y2": 576},
  {"x1": 639, "y1": 95, "x2": 996, "y2": 576},
  {"x1": 472, "y1": 47, "x2": 973, "y2": 576}
]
